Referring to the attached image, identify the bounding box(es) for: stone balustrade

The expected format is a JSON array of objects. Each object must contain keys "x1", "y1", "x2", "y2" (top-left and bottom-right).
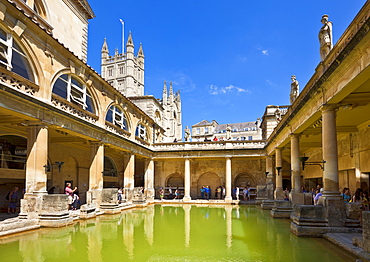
[{"x1": 151, "y1": 140, "x2": 266, "y2": 151}]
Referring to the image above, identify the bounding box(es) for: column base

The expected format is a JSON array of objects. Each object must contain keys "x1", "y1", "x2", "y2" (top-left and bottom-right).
[
  {"x1": 274, "y1": 189, "x2": 285, "y2": 200},
  {"x1": 224, "y1": 196, "x2": 233, "y2": 203},
  {"x1": 183, "y1": 195, "x2": 192, "y2": 202},
  {"x1": 318, "y1": 194, "x2": 346, "y2": 227},
  {"x1": 270, "y1": 200, "x2": 293, "y2": 218}
]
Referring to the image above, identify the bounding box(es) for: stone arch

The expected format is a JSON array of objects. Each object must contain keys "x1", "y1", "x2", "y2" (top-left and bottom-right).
[
  {"x1": 234, "y1": 173, "x2": 256, "y2": 188},
  {"x1": 166, "y1": 173, "x2": 184, "y2": 188},
  {"x1": 197, "y1": 172, "x2": 221, "y2": 199},
  {"x1": 104, "y1": 103, "x2": 131, "y2": 132}
]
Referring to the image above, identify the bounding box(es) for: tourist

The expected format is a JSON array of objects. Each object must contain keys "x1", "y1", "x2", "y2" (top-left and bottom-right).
[
  {"x1": 117, "y1": 187, "x2": 123, "y2": 204},
  {"x1": 222, "y1": 186, "x2": 226, "y2": 199},
  {"x1": 352, "y1": 188, "x2": 363, "y2": 203},
  {"x1": 72, "y1": 191, "x2": 80, "y2": 210},
  {"x1": 7, "y1": 187, "x2": 18, "y2": 214},
  {"x1": 340, "y1": 187, "x2": 351, "y2": 203},
  {"x1": 243, "y1": 187, "x2": 249, "y2": 201},
  {"x1": 159, "y1": 188, "x2": 164, "y2": 201},
  {"x1": 200, "y1": 186, "x2": 205, "y2": 199},
  {"x1": 173, "y1": 138, "x2": 177, "y2": 142},
  {"x1": 235, "y1": 186, "x2": 240, "y2": 200},
  {"x1": 168, "y1": 186, "x2": 173, "y2": 199},
  {"x1": 217, "y1": 186, "x2": 222, "y2": 199},
  {"x1": 174, "y1": 187, "x2": 180, "y2": 200},
  {"x1": 65, "y1": 183, "x2": 77, "y2": 210},
  {"x1": 300, "y1": 186, "x2": 307, "y2": 193},
  {"x1": 205, "y1": 186, "x2": 210, "y2": 200},
  {"x1": 284, "y1": 188, "x2": 289, "y2": 201},
  {"x1": 314, "y1": 188, "x2": 324, "y2": 205},
  {"x1": 213, "y1": 137, "x2": 218, "y2": 141}
]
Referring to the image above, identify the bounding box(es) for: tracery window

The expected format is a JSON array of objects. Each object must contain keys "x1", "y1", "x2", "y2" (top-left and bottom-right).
[
  {"x1": 106, "y1": 105, "x2": 128, "y2": 130},
  {"x1": 52, "y1": 74, "x2": 95, "y2": 113},
  {"x1": 135, "y1": 123, "x2": 147, "y2": 140},
  {"x1": 0, "y1": 28, "x2": 34, "y2": 81}
]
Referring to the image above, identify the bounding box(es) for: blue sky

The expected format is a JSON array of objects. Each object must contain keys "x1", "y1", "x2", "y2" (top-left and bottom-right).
[{"x1": 87, "y1": 0, "x2": 366, "y2": 129}]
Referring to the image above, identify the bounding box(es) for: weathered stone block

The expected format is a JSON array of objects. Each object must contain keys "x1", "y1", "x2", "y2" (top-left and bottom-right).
[
  {"x1": 289, "y1": 192, "x2": 304, "y2": 205},
  {"x1": 319, "y1": 196, "x2": 346, "y2": 227},
  {"x1": 290, "y1": 205, "x2": 326, "y2": 227},
  {"x1": 270, "y1": 200, "x2": 293, "y2": 218},
  {"x1": 363, "y1": 211, "x2": 370, "y2": 252},
  {"x1": 101, "y1": 188, "x2": 118, "y2": 203},
  {"x1": 256, "y1": 185, "x2": 267, "y2": 204},
  {"x1": 345, "y1": 202, "x2": 362, "y2": 220}
]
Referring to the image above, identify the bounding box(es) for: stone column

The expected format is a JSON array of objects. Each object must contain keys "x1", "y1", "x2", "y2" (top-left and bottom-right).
[
  {"x1": 225, "y1": 156, "x2": 233, "y2": 203},
  {"x1": 274, "y1": 148, "x2": 284, "y2": 199},
  {"x1": 25, "y1": 122, "x2": 48, "y2": 195},
  {"x1": 124, "y1": 153, "x2": 135, "y2": 202},
  {"x1": 320, "y1": 105, "x2": 345, "y2": 226},
  {"x1": 183, "y1": 157, "x2": 191, "y2": 201},
  {"x1": 87, "y1": 141, "x2": 104, "y2": 207},
  {"x1": 290, "y1": 134, "x2": 301, "y2": 193},
  {"x1": 266, "y1": 156, "x2": 275, "y2": 200},
  {"x1": 144, "y1": 158, "x2": 155, "y2": 202}
]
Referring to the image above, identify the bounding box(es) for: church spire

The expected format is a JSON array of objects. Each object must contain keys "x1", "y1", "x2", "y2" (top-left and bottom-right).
[
  {"x1": 101, "y1": 38, "x2": 109, "y2": 59},
  {"x1": 162, "y1": 81, "x2": 167, "y2": 104},
  {"x1": 138, "y1": 43, "x2": 144, "y2": 58},
  {"x1": 126, "y1": 32, "x2": 134, "y2": 49}
]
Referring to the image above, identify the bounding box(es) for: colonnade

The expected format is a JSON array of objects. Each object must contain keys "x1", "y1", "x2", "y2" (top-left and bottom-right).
[{"x1": 272, "y1": 105, "x2": 341, "y2": 199}]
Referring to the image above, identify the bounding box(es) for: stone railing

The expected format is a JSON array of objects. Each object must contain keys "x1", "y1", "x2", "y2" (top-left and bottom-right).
[
  {"x1": 151, "y1": 140, "x2": 266, "y2": 151},
  {"x1": 51, "y1": 94, "x2": 99, "y2": 124},
  {"x1": 0, "y1": 67, "x2": 39, "y2": 95},
  {"x1": 105, "y1": 121, "x2": 131, "y2": 139}
]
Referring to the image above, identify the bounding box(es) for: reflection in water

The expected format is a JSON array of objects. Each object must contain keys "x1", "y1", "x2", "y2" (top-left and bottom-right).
[{"x1": 0, "y1": 205, "x2": 359, "y2": 262}]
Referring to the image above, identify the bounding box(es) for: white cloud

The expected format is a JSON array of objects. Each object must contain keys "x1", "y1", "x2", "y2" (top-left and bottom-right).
[
  {"x1": 262, "y1": 50, "x2": 269, "y2": 55},
  {"x1": 209, "y1": 84, "x2": 249, "y2": 95}
]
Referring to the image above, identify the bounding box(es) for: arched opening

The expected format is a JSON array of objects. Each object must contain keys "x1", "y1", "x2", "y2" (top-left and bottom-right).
[
  {"x1": 135, "y1": 123, "x2": 148, "y2": 141},
  {"x1": 52, "y1": 74, "x2": 95, "y2": 113},
  {"x1": 234, "y1": 173, "x2": 256, "y2": 188},
  {"x1": 106, "y1": 104, "x2": 129, "y2": 131},
  {"x1": 103, "y1": 156, "x2": 118, "y2": 188},
  {"x1": 197, "y1": 172, "x2": 221, "y2": 199},
  {"x1": 165, "y1": 173, "x2": 184, "y2": 199}
]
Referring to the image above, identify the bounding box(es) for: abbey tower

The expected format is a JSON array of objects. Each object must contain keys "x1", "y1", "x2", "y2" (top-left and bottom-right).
[{"x1": 101, "y1": 34, "x2": 182, "y2": 142}]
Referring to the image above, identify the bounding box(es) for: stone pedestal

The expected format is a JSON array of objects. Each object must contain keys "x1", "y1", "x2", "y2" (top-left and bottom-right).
[
  {"x1": 145, "y1": 188, "x2": 155, "y2": 202},
  {"x1": 318, "y1": 195, "x2": 346, "y2": 227},
  {"x1": 270, "y1": 200, "x2": 293, "y2": 218},
  {"x1": 261, "y1": 199, "x2": 275, "y2": 210},
  {"x1": 274, "y1": 189, "x2": 285, "y2": 200},
  {"x1": 100, "y1": 188, "x2": 120, "y2": 214},
  {"x1": 39, "y1": 194, "x2": 72, "y2": 227},
  {"x1": 132, "y1": 187, "x2": 146, "y2": 205},
  {"x1": 80, "y1": 204, "x2": 96, "y2": 219},
  {"x1": 256, "y1": 185, "x2": 267, "y2": 204},
  {"x1": 290, "y1": 205, "x2": 327, "y2": 237},
  {"x1": 363, "y1": 211, "x2": 370, "y2": 252}
]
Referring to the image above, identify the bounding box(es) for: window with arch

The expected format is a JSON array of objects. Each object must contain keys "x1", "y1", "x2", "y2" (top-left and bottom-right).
[
  {"x1": 135, "y1": 123, "x2": 147, "y2": 140},
  {"x1": 52, "y1": 74, "x2": 95, "y2": 113},
  {"x1": 103, "y1": 156, "x2": 117, "y2": 177},
  {"x1": 0, "y1": 28, "x2": 34, "y2": 81},
  {"x1": 106, "y1": 105, "x2": 128, "y2": 130}
]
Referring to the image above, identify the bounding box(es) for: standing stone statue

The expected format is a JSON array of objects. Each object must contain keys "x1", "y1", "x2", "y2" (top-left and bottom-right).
[
  {"x1": 226, "y1": 124, "x2": 231, "y2": 140},
  {"x1": 318, "y1": 14, "x2": 333, "y2": 61},
  {"x1": 290, "y1": 75, "x2": 299, "y2": 104},
  {"x1": 184, "y1": 126, "x2": 190, "y2": 141}
]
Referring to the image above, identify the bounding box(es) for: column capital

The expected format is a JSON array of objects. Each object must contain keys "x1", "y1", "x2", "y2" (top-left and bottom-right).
[
  {"x1": 225, "y1": 155, "x2": 232, "y2": 159},
  {"x1": 290, "y1": 133, "x2": 301, "y2": 139},
  {"x1": 25, "y1": 120, "x2": 49, "y2": 128},
  {"x1": 89, "y1": 140, "x2": 104, "y2": 146},
  {"x1": 320, "y1": 103, "x2": 338, "y2": 113}
]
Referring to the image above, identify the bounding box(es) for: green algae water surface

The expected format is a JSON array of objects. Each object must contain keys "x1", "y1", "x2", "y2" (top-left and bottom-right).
[{"x1": 0, "y1": 205, "x2": 358, "y2": 262}]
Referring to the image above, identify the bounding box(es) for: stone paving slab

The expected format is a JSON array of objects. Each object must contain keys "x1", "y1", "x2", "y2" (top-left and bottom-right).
[{"x1": 324, "y1": 233, "x2": 370, "y2": 262}]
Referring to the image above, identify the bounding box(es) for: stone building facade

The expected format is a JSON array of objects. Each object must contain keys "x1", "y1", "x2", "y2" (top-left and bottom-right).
[{"x1": 191, "y1": 119, "x2": 262, "y2": 142}]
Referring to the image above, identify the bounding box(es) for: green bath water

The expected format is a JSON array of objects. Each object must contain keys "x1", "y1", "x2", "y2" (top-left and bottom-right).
[{"x1": 0, "y1": 205, "x2": 358, "y2": 261}]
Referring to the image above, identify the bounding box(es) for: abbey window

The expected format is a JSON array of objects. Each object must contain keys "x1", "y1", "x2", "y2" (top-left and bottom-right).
[{"x1": 135, "y1": 123, "x2": 147, "y2": 140}]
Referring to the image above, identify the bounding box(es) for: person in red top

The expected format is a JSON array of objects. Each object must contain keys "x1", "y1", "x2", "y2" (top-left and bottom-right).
[
  {"x1": 65, "y1": 183, "x2": 77, "y2": 210},
  {"x1": 213, "y1": 137, "x2": 218, "y2": 141}
]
